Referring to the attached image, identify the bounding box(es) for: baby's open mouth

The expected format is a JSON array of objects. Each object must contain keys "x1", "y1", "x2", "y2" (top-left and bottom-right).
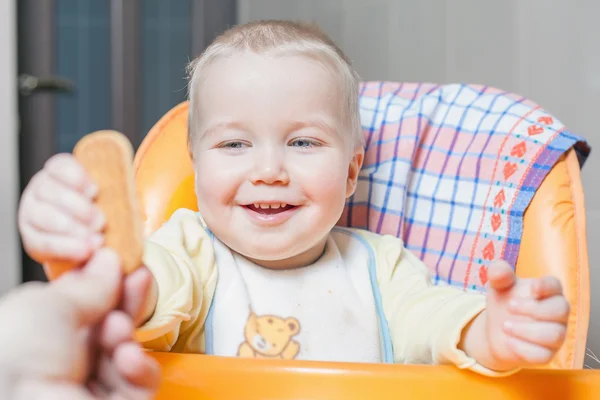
[{"x1": 244, "y1": 203, "x2": 297, "y2": 215}]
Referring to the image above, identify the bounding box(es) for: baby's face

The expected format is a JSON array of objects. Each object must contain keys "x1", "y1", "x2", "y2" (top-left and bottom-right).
[{"x1": 191, "y1": 52, "x2": 362, "y2": 269}]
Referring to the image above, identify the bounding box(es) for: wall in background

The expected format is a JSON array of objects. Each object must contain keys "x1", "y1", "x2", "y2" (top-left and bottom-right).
[{"x1": 0, "y1": 0, "x2": 20, "y2": 294}]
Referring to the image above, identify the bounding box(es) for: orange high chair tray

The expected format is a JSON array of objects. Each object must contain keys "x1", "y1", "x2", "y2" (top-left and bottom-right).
[
  {"x1": 150, "y1": 354, "x2": 600, "y2": 399},
  {"x1": 130, "y1": 100, "x2": 594, "y2": 399}
]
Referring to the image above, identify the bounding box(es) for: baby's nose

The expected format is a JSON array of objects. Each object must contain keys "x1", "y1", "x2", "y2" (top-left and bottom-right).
[{"x1": 250, "y1": 151, "x2": 290, "y2": 185}]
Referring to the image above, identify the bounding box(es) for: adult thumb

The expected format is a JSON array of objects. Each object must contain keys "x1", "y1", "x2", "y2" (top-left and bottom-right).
[{"x1": 51, "y1": 248, "x2": 123, "y2": 327}]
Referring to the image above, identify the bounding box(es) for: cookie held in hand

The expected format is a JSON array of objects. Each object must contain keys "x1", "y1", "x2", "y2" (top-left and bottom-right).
[{"x1": 73, "y1": 130, "x2": 144, "y2": 274}]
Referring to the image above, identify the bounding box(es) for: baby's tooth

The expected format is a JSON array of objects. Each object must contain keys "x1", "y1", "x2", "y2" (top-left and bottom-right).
[
  {"x1": 254, "y1": 203, "x2": 259, "y2": 208},
  {"x1": 281, "y1": 203, "x2": 287, "y2": 208},
  {"x1": 260, "y1": 204, "x2": 269, "y2": 209},
  {"x1": 271, "y1": 204, "x2": 280, "y2": 209}
]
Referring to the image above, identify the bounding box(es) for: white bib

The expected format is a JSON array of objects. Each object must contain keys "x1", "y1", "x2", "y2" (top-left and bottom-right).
[{"x1": 204, "y1": 228, "x2": 393, "y2": 363}]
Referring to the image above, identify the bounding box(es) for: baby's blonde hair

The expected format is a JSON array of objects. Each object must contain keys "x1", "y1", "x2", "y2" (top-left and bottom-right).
[{"x1": 186, "y1": 20, "x2": 363, "y2": 153}]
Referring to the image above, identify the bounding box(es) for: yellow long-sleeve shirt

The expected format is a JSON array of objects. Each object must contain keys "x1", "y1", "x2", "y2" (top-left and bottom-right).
[{"x1": 135, "y1": 208, "x2": 506, "y2": 376}]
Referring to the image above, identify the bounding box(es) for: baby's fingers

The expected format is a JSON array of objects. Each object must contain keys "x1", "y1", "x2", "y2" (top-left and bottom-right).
[
  {"x1": 20, "y1": 223, "x2": 100, "y2": 262},
  {"x1": 509, "y1": 295, "x2": 570, "y2": 323},
  {"x1": 44, "y1": 153, "x2": 97, "y2": 198},
  {"x1": 487, "y1": 261, "x2": 516, "y2": 292},
  {"x1": 532, "y1": 276, "x2": 563, "y2": 299},
  {"x1": 507, "y1": 337, "x2": 556, "y2": 365},
  {"x1": 34, "y1": 173, "x2": 105, "y2": 229},
  {"x1": 24, "y1": 202, "x2": 96, "y2": 238},
  {"x1": 504, "y1": 320, "x2": 567, "y2": 349}
]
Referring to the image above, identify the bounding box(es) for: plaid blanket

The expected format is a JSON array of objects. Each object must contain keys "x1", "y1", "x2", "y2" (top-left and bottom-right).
[{"x1": 339, "y1": 81, "x2": 590, "y2": 292}]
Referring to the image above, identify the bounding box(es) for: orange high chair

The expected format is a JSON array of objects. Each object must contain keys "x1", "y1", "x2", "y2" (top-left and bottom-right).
[{"x1": 131, "y1": 97, "x2": 596, "y2": 399}]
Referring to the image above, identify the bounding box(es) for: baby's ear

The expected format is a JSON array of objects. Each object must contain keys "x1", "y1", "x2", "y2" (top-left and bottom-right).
[
  {"x1": 284, "y1": 317, "x2": 301, "y2": 335},
  {"x1": 346, "y1": 148, "x2": 364, "y2": 198}
]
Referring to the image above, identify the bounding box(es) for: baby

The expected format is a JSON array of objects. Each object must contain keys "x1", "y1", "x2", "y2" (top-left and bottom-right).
[{"x1": 18, "y1": 20, "x2": 569, "y2": 376}]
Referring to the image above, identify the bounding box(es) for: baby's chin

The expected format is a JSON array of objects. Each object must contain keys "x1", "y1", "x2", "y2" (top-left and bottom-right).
[{"x1": 230, "y1": 238, "x2": 327, "y2": 270}]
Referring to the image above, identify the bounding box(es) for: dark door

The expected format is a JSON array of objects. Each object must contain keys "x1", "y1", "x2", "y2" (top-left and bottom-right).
[{"x1": 17, "y1": 0, "x2": 236, "y2": 282}]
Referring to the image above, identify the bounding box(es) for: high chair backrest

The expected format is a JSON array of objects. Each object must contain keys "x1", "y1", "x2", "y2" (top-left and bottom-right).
[{"x1": 134, "y1": 82, "x2": 590, "y2": 369}]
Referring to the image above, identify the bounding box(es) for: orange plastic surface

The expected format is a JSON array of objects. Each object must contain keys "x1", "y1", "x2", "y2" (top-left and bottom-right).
[
  {"x1": 149, "y1": 353, "x2": 600, "y2": 400},
  {"x1": 133, "y1": 102, "x2": 198, "y2": 236}
]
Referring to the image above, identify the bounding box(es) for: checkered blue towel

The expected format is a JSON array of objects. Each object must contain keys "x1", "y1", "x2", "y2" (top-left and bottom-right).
[{"x1": 339, "y1": 81, "x2": 590, "y2": 292}]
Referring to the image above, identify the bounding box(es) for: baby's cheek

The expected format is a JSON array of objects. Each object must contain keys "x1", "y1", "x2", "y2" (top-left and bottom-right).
[
  {"x1": 195, "y1": 158, "x2": 240, "y2": 204},
  {"x1": 307, "y1": 164, "x2": 348, "y2": 202},
  {"x1": 195, "y1": 170, "x2": 217, "y2": 203},
  {"x1": 300, "y1": 171, "x2": 348, "y2": 230}
]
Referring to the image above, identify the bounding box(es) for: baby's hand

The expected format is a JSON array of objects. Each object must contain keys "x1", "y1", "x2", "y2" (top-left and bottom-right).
[
  {"x1": 18, "y1": 153, "x2": 106, "y2": 264},
  {"x1": 483, "y1": 261, "x2": 570, "y2": 370}
]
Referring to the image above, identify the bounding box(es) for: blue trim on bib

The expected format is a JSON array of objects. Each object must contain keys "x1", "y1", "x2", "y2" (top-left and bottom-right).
[
  {"x1": 333, "y1": 228, "x2": 394, "y2": 363},
  {"x1": 204, "y1": 227, "x2": 216, "y2": 355}
]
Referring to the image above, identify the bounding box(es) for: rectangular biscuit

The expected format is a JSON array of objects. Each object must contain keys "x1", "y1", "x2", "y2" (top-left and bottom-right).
[{"x1": 73, "y1": 130, "x2": 144, "y2": 274}]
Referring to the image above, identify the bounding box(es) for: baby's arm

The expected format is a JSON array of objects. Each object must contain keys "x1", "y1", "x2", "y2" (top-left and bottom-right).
[
  {"x1": 133, "y1": 209, "x2": 217, "y2": 354},
  {"x1": 368, "y1": 232, "x2": 568, "y2": 375},
  {"x1": 371, "y1": 234, "x2": 490, "y2": 374},
  {"x1": 17, "y1": 153, "x2": 215, "y2": 354}
]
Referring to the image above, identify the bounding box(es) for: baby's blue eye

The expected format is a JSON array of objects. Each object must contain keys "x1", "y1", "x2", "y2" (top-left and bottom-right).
[
  {"x1": 290, "y1": 139, "x2": 317, "y2": 148},
  {"x1": 222, "y1": 141, "x2": 246, "y2": 149}
]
